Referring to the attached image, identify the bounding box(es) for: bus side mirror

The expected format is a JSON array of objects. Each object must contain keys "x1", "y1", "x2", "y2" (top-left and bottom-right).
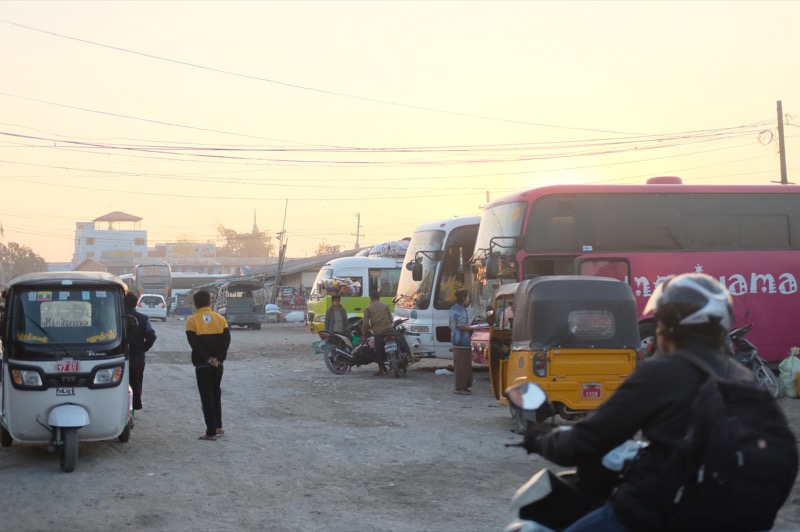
[
  {"x1": 486, "y1": 254, "x2": 499, "y2": 279},
  {"x1": 411, "y1": 261, "x2": 423, "y2": 282}
]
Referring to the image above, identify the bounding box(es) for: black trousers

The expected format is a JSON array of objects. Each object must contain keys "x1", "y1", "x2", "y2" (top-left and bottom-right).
[
  {"x1": 373, "y1": 334, "x2": 387, "y2": 365},
  {"x1": 195, "y1": 364, "x2": 224, "y2": 437},
  {"x1": 129, "y1": 357, "x2": 146, "y2": 410}
]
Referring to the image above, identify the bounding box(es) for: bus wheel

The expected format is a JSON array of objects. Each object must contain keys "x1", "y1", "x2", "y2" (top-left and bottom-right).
[{"x1": 60, "y1": 429, "x2": 79, "y2": 473}]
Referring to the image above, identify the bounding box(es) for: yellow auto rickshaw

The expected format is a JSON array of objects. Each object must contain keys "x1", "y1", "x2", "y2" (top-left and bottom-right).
[{"x1": 487, "y1": 276, "x2": 639, "y2": 433}]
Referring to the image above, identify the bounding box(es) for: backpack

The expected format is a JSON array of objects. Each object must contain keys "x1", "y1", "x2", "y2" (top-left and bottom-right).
[{"x1": 664, "y1": 352, "x2": 799, "y2": 531}]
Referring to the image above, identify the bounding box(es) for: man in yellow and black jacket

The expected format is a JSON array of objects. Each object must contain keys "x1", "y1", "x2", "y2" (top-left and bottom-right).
[{"x1": 186, "y1": 289, "x2": 231, "y2": 441}]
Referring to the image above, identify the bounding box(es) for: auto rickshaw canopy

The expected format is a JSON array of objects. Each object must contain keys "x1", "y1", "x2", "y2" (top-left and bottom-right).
[{"x1": 508, "y1": 275, "x2": 639, "y2": 352}]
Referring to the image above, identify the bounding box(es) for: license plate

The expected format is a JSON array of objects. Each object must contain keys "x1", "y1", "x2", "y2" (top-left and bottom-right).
[
  {"x1": 56, "y1": 360, "x2": 79, "y2": 373},
  {"x1": 56, "y1": 388, "x2": 75, "y2": 396},
  {"x1": 582, "y1": 383, "x2": 602, "y2": 399},
  {"x1": 385, "y1": 342, "x2": 398, "y2": 354}
]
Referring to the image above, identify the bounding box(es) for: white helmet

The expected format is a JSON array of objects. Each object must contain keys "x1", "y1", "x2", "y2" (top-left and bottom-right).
[{"x1": 643, "y1": 273, "x2": 732, "y2": 335}]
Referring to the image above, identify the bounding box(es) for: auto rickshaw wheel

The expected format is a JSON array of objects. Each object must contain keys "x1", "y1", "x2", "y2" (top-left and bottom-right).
[
  {"x1": 60, "y1": 428, "x2": 79, "y2": 473},
  {"x1": 0, "y1": 425, "x2": 12, "y2": 447},
  {"x1": 118, "y1": 421, "x2": 132, "y2": 443}
]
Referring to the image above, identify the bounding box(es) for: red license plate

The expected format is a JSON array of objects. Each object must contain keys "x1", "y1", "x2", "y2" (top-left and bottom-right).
[
  {"x1": 582, "y1": 383, "x2": 602, "y2": 399},
  {"x1": 56, "y1": 360, "x2": 79, "y2": 373}
]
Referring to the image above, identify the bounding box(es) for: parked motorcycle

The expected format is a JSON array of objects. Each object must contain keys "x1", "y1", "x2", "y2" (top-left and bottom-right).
[
  {"x1": 728, "y1": 324, "x2": 782, "y2": 399},
  {"x1": 502, "y1": 382, "x2": 646, "y2": 532},
  {"x1": 642, "y1": 323, "x2": 782, "y2": 399},
  {"x1": 318, "y1": 318, "x2": 416, "y2": 377}
]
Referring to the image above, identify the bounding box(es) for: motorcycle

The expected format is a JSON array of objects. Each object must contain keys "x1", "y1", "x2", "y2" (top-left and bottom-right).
[
  {"x1": 318, "y1": 318, "x2": 416, "y2": 377},
  {"x1": 502, "y1": 382, "x2": 646, "y2": 532},
  {"x1": 727, "y1": 324, "x2": 782, "y2": 399},
  {"x1": 642, "y1": 323, "x2": 782, "y2": 399}
]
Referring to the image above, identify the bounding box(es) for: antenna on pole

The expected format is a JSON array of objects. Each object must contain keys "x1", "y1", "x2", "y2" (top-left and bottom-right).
[{"x1": 353, "y1": 213, "x2": 364, "y2": 248}]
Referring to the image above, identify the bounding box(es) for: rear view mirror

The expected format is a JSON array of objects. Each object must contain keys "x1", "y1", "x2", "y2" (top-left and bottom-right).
[
  {"x1": 504, "y1": 382, "x2": 547, "y2": 411},
  {"x1": 411, "y1": 261, "x2": 423, "y2": 282},
  {"x1": 486, "y1": 254, "x2": 499, "y2": 280}
]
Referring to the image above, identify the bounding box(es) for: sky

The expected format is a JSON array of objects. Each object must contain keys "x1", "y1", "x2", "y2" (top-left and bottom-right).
[{"x1": 1, "y1": 1, "x2": 799, "y2": 263}]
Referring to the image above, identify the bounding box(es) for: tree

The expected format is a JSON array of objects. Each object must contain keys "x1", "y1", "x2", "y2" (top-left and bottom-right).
[
  {"x1": 315, "y1": 242, "x2": 342, "y2": 256},
  {"x1": 215, "y1": 225, "x2": 272, "y2": 258},
  {"x1": 0, "y1": 241, "x2": 47, "y2": 284}
]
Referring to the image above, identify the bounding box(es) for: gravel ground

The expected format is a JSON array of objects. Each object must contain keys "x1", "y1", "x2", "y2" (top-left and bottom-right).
[{"x1": 1, "y1": 319, "x2": 800, "y2": 532}]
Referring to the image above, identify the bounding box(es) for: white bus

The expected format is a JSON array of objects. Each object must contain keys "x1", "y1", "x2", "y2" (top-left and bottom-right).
[{"x1": 393, "y1": 216, "x2": 481, "y2": 359}]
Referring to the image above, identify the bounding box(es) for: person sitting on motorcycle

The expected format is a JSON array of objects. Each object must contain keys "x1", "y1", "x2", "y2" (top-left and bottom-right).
[
  {"x1": 522, "y1": 273, "x2": 753, "y2": 531},
  {"x1": 362, "y1": 290, "x2": 394, "y2": 377}
]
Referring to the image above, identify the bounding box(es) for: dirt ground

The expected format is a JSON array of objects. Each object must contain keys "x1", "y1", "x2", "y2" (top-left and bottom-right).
[{"x1": 2, "y1": 320, "x2": 800, "y2": 532}]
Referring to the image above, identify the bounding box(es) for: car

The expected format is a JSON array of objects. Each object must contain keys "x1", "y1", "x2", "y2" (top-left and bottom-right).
[{"x1": 137, "y1": 294, "x2": 168, "y2": 322}]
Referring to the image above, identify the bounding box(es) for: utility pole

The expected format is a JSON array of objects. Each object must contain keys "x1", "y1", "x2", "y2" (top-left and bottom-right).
[
  {"x1": 352, "y1": 213, "x2": 364, "y2": 248},
  {"x1": 777, "y1": 100, "x2": 789, "y2": 185},
  {"x1": 271, "y1": 200, "x2": 289, "y2": 303}
]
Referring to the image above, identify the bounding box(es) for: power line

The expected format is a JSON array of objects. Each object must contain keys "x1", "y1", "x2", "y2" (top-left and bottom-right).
[{"x1": 0, "y1": 20, "x2": 646, "y2": 136}]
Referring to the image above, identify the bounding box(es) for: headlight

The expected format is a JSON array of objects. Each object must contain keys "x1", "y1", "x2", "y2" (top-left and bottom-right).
[
  {"x1": 12, "y1": 369, "x2": 43, "y2": 387},
  {"x1": 315, "y1": 315, "x2": 325, "y2": 322},
  {"x1": 91, "y1": 365, "x2": 124, "y2": 387},
  {"x1": 409, "y1": 325, "x2": 429, "y2": 333}
]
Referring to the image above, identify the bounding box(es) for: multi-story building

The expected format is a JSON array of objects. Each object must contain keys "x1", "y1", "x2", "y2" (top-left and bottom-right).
[{"x1": 72, "y1": 211, "x2": 147, "y2": 272}]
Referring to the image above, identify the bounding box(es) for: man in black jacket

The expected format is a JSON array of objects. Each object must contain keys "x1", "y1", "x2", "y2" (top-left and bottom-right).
[
  {"x1": 523, "y1": 273, "x2": 753, "y2": 531},
  {"x1": 124, "y1": 291, "x2": 157, "y2": 417}
]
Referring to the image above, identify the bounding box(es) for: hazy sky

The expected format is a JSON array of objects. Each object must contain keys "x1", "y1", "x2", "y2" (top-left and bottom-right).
[{"x1": 2, "y1": 1, "x2": 799, "y2": 262}]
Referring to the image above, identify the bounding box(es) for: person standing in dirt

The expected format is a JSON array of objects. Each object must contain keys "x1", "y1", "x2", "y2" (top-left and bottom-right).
[
  {"x1": 324, "y1": 295, "x2": 348, "y2": 334},
  {"x1": 124, "y1": 291, "x2": 157, "y2": 418},
  {"x1": 186, "y1": 289, "x2": 231, "y2": 441},
  {"x1": 362, "y1": 290, "x2": 393, "y2": 377},
  {"x1": 450, "y1": 289, "x2": 473, "y2": 395}
]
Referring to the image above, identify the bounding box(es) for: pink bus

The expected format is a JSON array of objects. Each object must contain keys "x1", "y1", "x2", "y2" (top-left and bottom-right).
[{"x1": 468, "y1": 177, "x2": 800, "y2": 364}]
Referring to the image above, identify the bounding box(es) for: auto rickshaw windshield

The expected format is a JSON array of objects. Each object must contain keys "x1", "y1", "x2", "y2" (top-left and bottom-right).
[{"x1": 12, "y1": 287, "x2": 121, "y2": 349}]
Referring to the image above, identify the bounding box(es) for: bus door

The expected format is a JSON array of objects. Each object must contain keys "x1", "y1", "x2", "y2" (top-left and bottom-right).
[{"x1": 576, "y1": 258, "x2": 630, "y2": 284}]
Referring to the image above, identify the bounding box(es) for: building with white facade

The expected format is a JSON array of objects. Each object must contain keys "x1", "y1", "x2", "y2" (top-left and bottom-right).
[{"x1": 72, "y1": 211, "x2": 148, "y2": 267}]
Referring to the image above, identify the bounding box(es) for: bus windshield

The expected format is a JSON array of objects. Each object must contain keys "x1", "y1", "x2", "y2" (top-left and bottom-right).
[
  {"x1": 395, "y1": 229, "x2": 446, "y2": 310},
  {"x1": 13, "y1": 288, "x2": 121, "y2": 353},
  {"x1": 473, "y1": 201, "x2": 527, "y2": 259},
  {"x1": 309, "y1": 268, "x2": 334, "y2": 299}
]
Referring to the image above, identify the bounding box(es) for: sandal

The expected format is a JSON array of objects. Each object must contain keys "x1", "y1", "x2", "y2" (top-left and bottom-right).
[
  {"x1": 198, "y1": 434, "x2": 216, "y2": 441},
  {"x1": 216, "y1": 428, "x2": 225, "y2": 435},
  {"x1": 454, "y1": 389, "x2": 472, "y2": 395}
]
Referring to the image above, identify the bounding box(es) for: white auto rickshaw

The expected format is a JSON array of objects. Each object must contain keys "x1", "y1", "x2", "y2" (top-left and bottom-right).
[{"x1": 0, "y1": 272, "x2": 135, "y2": 472}]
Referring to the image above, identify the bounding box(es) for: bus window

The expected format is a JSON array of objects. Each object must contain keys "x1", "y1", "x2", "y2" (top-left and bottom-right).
[
  {"x1": 369, "y1": 268, "x2": 400, "y2": 297},
  {"x1": 522, "y1": 257, "x2": 575, "y2": 279},
  {"x1": 578, "y1": 259, "x2": 629, "y2": 283}
]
